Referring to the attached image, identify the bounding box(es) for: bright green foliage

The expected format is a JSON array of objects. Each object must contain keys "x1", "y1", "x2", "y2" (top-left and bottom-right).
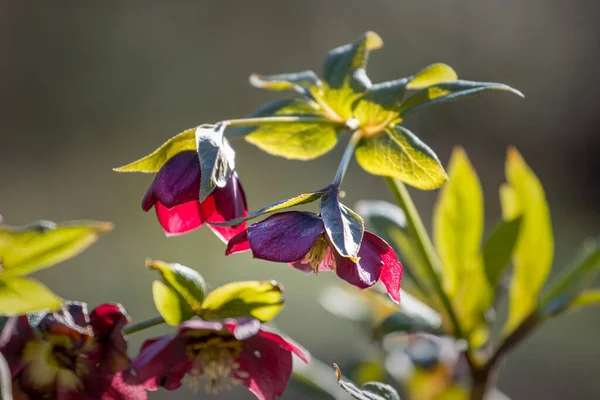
[
  {"x1": 113, "y1": 128, "x2": 196, "y2": 173},
  {"x1": 569, "y1": 290, "x2": 600, "y2": 311},
  {"x1": 482, "y1": 218, "x2": 522, "y2": 289},
  {"x1": 147, "y1": 259, "x2": 207, "y2": 326},
  {"x1": 0, "y1": 277, "x2": 63, "y2": 315},
  {"x1": 433, "y1": 148, "x2": 490, "y2": 346},
  {"x1": 334, "y1": 364, "x2": 401, "y2": 400},
  {"x1": 0, "y1": 219, "x2": 112, "y2": 315},
  {"x1": 406, "y1": 63, "x2": 458, "y2": 90},
  {"x1": 355, "y1": 126, "x2": 447, "y2": 190},
  {"x1": 201, "y1": 280, "x2": 284, "y2": 322},
  {"x1": 320, "y1": 188, "x2": 364, "y2": 260},
  {"x1": 501, "y1": 147, "x2": 553, "y2": 335}
]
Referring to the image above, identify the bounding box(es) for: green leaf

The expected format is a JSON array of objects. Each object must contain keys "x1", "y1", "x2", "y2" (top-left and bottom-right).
[
  {"x1": 406, "y1": 63, "x2": 458, "y2": 90},
  {"x1": 399, "y1": 80, "x2": 523, "y2": 116},
  {"x1": 0, "y1": 277, "x2": 63, "y2": 315},
  {"x1": 146, "y1": 259, "x2": 207, "y2": 313},
  {"x1": 113, "y1": 128, "x2": 196, "y2": 173},
  {"x1": 569, "y1": 290, "x2": 600, "y2": 311},
  {"x1": 334, "y1": 364, "x2": 400, "y2": 400},
  {"x1": 212, "y1": 188, "x2": 330, "y2": 227},
  {"x1": 249, "y1": 71, "x2": 321, "y2": 93},
  {"x1": 196, "y1": 124, "x2": 236, "y2": 201},
  {"x1": 152, "y1": 280, "x2": 194, "y2": 326},
  {"x1": 541, "y1": 238, "x2": 600, "y2": 316},
  {"x1": 373, "y1": 312, "x2": 442, "y2": 338},
  {"x1": 433, "y1": 148, "x2": 490, "y2": 345},
  {"x1": 352, "y1": 79, "x2": 408, "y2": 127},
  {"x1": 501, "y1": 147, "x2": 553, "y2": 335},
  {"x1": 482, "y1": 218, "x2": 522, "y2": 288},
  {"x1": 0, "y1": 220, "x2": 113, "y2": 277},
  {"x1": 201, "y1": 280, "x2": 284, "y2": 322},
  {"x1": 355, "y1": 125, "x2": 447, "y2": 190},
  {"x1": 242, "y1": 99, "x2": 340, "y2": 160},
  {"x1": 320, "y1": 189, "x2": 364, "y2": 260}
]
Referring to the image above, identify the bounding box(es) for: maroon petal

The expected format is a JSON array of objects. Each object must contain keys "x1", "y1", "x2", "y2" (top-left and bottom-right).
[
  {"x1": 334, "y1": 231, "x2": 391, "y2": 290},
  {"x1": 131, "y1": 336, "x2": 190, "y2": 391},
  {"x1": 89, "y1": 304, "x2": 131, "y2": 373},
  {"x1": 0, "y1": 316, "x2": 33, "y2": 376},
  {"x1": 246, "y1": 212, "x2": 325, "y2": 263},
  {"x1": 79, "y1": 371, "x2": 147, "y2": 400},
  {"x1": 369, "y1": 232, "x2": 403, "y2": 303},
  {"x1": 225, "y1": 230, "x2": 251, "y2": 255},
  {"x1": 141, "y1": 151, "x2": 200, "y2": 211},
  {"x1": 256, "y1": 326, "x2": 309, "y2": 364},
  {"x1": 155, "y1": 201, "x2": 204, "y2": 236}
]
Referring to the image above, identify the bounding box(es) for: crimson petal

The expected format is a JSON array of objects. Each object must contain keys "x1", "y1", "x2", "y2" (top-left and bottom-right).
[
  {"x1": 334, "y1": 231, "x2": 390, "y2": 290},
  {"x1": 201, "y1": 173, "x2": 248, "y2": 243},
  {"x1": 155, "y1": 201, "x2": 203, "y2": 236},
  {"x1": 131, "y1": 336, "x2": 190, "y2": 391}
]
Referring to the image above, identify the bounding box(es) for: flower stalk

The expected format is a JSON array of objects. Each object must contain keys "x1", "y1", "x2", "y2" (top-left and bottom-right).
[
  {"x1": 123, "y1": 315, "x2": 166, "y2": 335},
  {"x1": 332, "y1": 129, "x2": 363, "y2": 187}
]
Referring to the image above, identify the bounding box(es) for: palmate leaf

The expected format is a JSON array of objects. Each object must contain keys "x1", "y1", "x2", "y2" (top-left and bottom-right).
[
  {"x1": 355, "y1": 125, "x2": 447, "y2": 190},
  {"x1": 200, "y1": 280, "x2": 284, "y2": 322},
  {"x1": 501, "y1": 148, "x2": 553, "y2": 335},
  {"x1": 0, "y1": 277, "x2": 63, "y2": 315},
  {"x1": 0, "y1": 220, "x2": 113, "y2": 277},
  {"x1": 320, "y1": 188, "x2": 364, "y2": 260},
  {"x1": 113, "y1": 128, "x2": 196, "y2": 173}
]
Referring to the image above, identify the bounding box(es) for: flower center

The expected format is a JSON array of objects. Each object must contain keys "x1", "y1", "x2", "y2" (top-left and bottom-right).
[
  {"x1": 184, "y1": 333, "x2": 248, "y2": 394},
  {"x1": 302, "y1": 235, "x2": 335, "y2": 274}
]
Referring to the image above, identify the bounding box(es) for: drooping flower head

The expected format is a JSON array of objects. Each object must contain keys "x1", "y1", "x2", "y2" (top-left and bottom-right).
[
  {"x1": 142, "y1": 150, "x2": 248, "y2": 243},
  {"x1": 132, "y1": 317, "x2": 308, "y2": 400},
  {"x1": 0, "y1": 302, "x2": 146, "y2": 400},
  {"x1": 226, "y1": 211, "x2": 403, "y2": 303}
]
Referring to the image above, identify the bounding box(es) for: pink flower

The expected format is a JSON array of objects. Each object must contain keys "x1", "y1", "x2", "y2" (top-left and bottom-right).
[
  {"x1": 226, "y1": 211, "x2": 403, "y2": 302},
  {"x1": 132, "y1": 318, "x2": 309, "y2": 400},
  {"x1": 0, "y1": 302, "x2": 146, "y2": 400},
  {"x1": 142, "y1": 150, "x2": 248, "y2": 244}
]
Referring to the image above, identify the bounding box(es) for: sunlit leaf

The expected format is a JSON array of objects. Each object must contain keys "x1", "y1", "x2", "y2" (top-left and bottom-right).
[
  {"x1": 501, "y1": 147, "x2": 553, "y2": 335},
  {"x1": 399, "y1": 80, "x2": 523, "y2": 116},
  {"x1": 355, "y1": 125, "x2": 447, "y2": 190},
  {"x1": 0, "y1": 220, "x2": 113, "y2": 277},
  {"x1": 569, "y1": 290, "x2": 600, "y2": 311},
  {"x1": 334, "y1": 364, "x2": 400, "y2": 400},
  {"x1": 352, "y1": 79, "x2": 408, "y2": 127},
  {"x1": 249, "y1": 71, "x2": 321, "y2": 93},
  {"x1": 113, "y1": 128, "x2": 196, "y2": 173},
  {"x1": 406, "y1": 63, "x2": 458, "y2": 90},
  {"x1": 0, "y1": 277, "x2": 63, "y2": 315},
  {"x1": 196, "y1": 124, "x2": 236, "y2": 201},
  {"x1": 321, "y1": 189, "x2": 364, "y2": 260},
  {"x1": 541, "y1": 238, "x2": 600, "y2": 315},
  {"x1": 201, "y1": 280, "x2": 284, "y2": 322},
  {"x1": 482, "y1": 218, "x2": 522, "y2": 289},
  {"x1": 239, "y1": 99, "x2": 339, "y2": 160},
  {"x1": 146, "y1": 259, "x2": 207, "y2": 319},
  {"x1": 152, "y1": 280, "x2": 194, "y2": 326}
]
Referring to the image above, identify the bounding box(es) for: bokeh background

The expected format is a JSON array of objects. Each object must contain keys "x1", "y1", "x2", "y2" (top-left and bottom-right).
[{"x1": 1, "y1": 1, "x2": 599, "y2": 399}]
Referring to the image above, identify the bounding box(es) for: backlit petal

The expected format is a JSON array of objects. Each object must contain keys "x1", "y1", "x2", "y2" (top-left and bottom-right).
[{"x1": 155, "y1": 201, "x2": 203, "y2": 236}]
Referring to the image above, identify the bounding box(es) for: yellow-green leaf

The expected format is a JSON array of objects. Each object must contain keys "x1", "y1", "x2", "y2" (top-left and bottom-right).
[
  {"x1": 0, "y1": 277, "x2": 63, "y2": 315},
  {"x1": 0, "y1": 220, "x2": 113, "y2": 277},
  {"x1": 433, "y1": 148, "x2": 490, "y2": 345},
  {"x1": 152, "y1": 280, "x2": 194, "y2": 326},
  {"x1": 201, "y1": 280, "x2": 284, "y2": 322},
  {"x1": 406, "y1": 63, "x2": 458, "y2": 90},
  {"x1": 569, "y1": 290, "x2": 600, "y2": 311},
  {"x1": 249, "y1": 71, "x2": 321, "y2": 92},
  {"x1": 352, "y1": 79, "x2": 408, "y2": 128},
  {"x1": 501, "y1": 147, "x2": 553, "y2": 335},
  {"x1": 113, "y1": 128, "x2": 196, "y2": 173},
  {"x1": 355, "y1": 125, "x2": 447, "y2": 190},
  {"x1": 146, "y1": 259, "x2": 207, "y2": 312}
]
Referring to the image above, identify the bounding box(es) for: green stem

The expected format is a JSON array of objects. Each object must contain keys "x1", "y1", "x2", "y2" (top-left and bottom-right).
[
  {"x1": 332, "y1": 130, "x2": 362, "y2": 187},
  {"x1": 223, "y1": 116, "x2": 336, "y2": 137},
  {"x1": 123, "y1": 316, "x2": 165, "y2": 335},
  {"x1": 385, "y1": 178, "x2": 465, "y2": 340}
]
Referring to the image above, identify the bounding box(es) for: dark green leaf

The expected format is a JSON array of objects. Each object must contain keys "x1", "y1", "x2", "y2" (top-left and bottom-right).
[
  {"x1": 249, "y1": 71, "x2": 321, "y2": 93},
  {"x1": 0, "y1": 277, "x2": 63, "y2": 315},
  {"x1": 0, "y1": 220, "x2": 113, "y2": 277},
  {"x1": 196, "y1": 124, "x2": 236, "y2": 202},
  {"x1": 373, "y1": 312, "x2": 442, "y2": 339},
  {"x1": 355, "y1": 125, "x2": 447, "y2": 190},
  {"x1": 352, "y1": 79, "x2": 408, "y2": 127},
  {"x1": 320, "y1": 190, "x2": 364, "y2": 260},
  {"x1": 483, "y1": 218, "x2": 522, "y2": 288},
  {"x1": 113, "y1": 128, "x2": 196, "y2": 173},
  {"x1": 334, "y1": 364, "x2": 400, "y2": 400},
  {"x1": 201, "y1": 280, "x2": 284, "y2": 322},
  {"x1": 399, "y1": 80, "x2": 523, "y2": 116}
]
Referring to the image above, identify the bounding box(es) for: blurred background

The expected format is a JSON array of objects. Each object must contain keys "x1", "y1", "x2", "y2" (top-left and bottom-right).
[{"x1": 1, "y1": 1, "x2": 599, "y2": 399}]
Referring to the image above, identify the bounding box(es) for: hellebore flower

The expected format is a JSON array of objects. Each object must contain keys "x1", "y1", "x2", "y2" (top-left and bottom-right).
[
  {"x1": 141, "y1": 150, "x2": 248, "y2": 242},
  {"x1": 132, "y1": 318, "x2": 308, "y2": 400},
  {"x1": 226, "y1": 211, "x2": 403, "y2": 303},
  {"x1": 0, "y1": 302, "x2": 146, "y2": 400}
]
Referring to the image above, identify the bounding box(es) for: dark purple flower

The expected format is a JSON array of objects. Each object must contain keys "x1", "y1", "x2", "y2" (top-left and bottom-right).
[
  {"x1": 131, "y1": 318, "x2": 309, "y2": 400},
  {"x1": 226, "y1": 211, "x2": 403, "y2": 303},
  {"x1": 142, "y1": 150, "x2": 249, "y2": 245},
  {"x1": 0, "y1": 302, "x2": 146, "y2": 400}
]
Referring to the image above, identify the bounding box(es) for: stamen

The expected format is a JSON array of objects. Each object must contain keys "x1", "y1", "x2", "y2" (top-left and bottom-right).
[{"x1": 301, "y1": 235, "x2": 335, "y2": 274}]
